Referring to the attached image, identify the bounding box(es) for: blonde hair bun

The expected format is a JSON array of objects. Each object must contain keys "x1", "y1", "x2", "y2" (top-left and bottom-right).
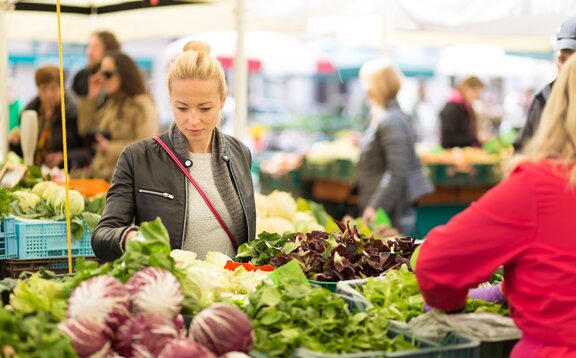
[{"x1": 183, "y1": 41, "x2": 211, "y2": 55}]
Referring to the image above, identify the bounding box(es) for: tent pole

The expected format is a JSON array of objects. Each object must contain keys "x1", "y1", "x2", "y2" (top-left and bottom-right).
[
  {"x1": 233, "y1": 0, "x2": 247, "y2": 141},
  {"x1": 0, "y1": 1, "x2": 10, "y2": 162}
]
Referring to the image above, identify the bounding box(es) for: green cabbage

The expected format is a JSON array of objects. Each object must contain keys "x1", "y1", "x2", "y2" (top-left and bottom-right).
[
  {"x1": 12, "y1": 190, "x2": 41, "y2": 212},
  {"x1": 265, "y1": 191, "x2": 297, "y2": 220},
  {"x1": 32, "y1": 181, "x2": 58, "y2": 198},
  {"x1": 53, "y1": 190, "x2": 85, "y2": 216}
]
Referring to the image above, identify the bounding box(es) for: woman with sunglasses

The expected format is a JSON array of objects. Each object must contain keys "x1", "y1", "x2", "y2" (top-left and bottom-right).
[
  {"x1": 92, "y1": 41, "x2": 256, "y2": 262},
  {"x1": 77, "y1": 51, "x2": 159, "y2": 179}
]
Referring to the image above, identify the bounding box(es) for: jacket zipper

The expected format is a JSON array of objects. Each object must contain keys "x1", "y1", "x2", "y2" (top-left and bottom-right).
[
  {"x1": 181, "y1": 175, "x2": 189, "y2": 249},
  {"x1": 138, "y1": 189, "x2": 175, "y2": 200},
  {"x1": 224, "y1": 156, "x2": 250, "y2": 243}
]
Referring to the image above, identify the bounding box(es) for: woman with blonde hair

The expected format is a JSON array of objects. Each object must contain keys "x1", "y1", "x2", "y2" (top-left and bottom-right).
[
  {"x1": 415, "y1": 55, "x2": 576, "y2": 357},
  {"x1": 357, "y1": 59, "x2": 432, "y2": 234},
  {"x1": 92, "y1": 42, "x2": 256, "y2": 261}
]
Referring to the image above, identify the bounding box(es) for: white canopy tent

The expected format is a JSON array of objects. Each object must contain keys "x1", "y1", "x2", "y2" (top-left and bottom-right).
[{"x1": 3, "y1": 0, "x2": 576, "y2": 159}]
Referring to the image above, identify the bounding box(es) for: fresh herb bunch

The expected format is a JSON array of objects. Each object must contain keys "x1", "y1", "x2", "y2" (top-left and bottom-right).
[{"x1": 244, "y1": 262, "x2": 414, "y2": 357}]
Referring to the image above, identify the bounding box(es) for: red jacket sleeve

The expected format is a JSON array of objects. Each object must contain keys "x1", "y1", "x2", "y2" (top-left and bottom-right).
[{"x1": 415, "y1": 165, "x2": 537, "y2": 311}]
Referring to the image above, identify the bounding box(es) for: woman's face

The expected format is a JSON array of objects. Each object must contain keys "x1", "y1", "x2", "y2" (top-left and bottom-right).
[
  {"x1": 170, "y1": 78, "x2": 224, "y2": 153},
  {"x1": 38, "y1": 81, "x2": 61, "y2": 110},
  {"x1": 100, "y1": 57, "x2": 121, "y2": 95},
  {"x1": 87, "y1": 35, "x2": 106, "y2": 68}
]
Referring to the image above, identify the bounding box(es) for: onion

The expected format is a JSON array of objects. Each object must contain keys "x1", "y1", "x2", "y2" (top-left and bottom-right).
[
  {"x1": 189, "y1": 303, "x2": 254, "y2": 355},
  {"x1": 158, "y1": 339, "x2": 216, "y2": 358},
  {"x1": 126, "y1": 267, "x2": 183, "y2": 320},
  {"x1": 59, "y1": 318, "x2": 112, "y2": 358},
  {"x1": 115, "y1": 312, "x2": 179, "y2": 358},
  {"x1": 68, "y1": 275, "x2": 131, "y2": 330}
]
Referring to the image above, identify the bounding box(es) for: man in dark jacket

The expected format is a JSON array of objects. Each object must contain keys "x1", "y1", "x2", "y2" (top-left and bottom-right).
[{"x1": 513, "y1": 15, "x2": 576, "y2": 151}]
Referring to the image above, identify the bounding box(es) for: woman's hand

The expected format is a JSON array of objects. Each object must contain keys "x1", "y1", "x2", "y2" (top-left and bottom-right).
[
  {"x1": 95, "y1": 133, "x2": 110, "y2": 153},
  {"x1": 87, "y1": 72, "x2": 105, "y2": 100}
]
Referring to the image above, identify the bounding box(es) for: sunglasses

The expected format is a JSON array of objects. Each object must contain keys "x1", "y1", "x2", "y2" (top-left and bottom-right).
[{"x1": 101, "y1": 70, "x2": 117, "y2": 79}]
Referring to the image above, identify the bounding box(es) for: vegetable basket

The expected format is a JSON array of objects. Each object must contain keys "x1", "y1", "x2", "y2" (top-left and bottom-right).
[
  {"x1": 11, "y1": 218, "x2": 94, "y2": 259},
  {"x1": 294, "y1": 327, "x2": 480, "y2": 358},
  {"x1": 0, "y1": 217, "x2": 17, "y2": 259}
]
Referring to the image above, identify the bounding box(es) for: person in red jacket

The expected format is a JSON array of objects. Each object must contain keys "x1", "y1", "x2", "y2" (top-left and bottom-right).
[{"x1": 415, "y1": 54, "x2": 576, "y2": 357}]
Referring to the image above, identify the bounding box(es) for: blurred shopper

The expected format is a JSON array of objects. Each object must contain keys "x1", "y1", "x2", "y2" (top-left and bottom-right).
[
  {"x1": 78, "y1": 51, "x2": 159, "y2": 179},
  {"x1": 416, "y1": 54, "x2": 576, "y2": 358},
  {"x1": 92, "y1": 41, "x2": 256, "y2": 262},
  {"x1": 9, "y1": 65, "x2": 89, "y2": 169},
  {"x1": 514, "y1": 15, "x2": 576, "y2": 151},
  {"x1": 411, "y1": 80, "x2": 439, "y2": 146},
  {"x1": 72, "y1": 31, "x2": 120, "y2": 98},
  {"x1": 357, "y1": 59, "x2": 433, "y2": 235},
  {"x1": 439, "y1": 76, "x2": 484, "y2": 148}
]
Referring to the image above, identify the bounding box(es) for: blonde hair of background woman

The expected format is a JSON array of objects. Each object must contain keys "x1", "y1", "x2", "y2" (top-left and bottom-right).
[
  {"x1": 511, "y1": 54, "x2": 576, "y2": 186},
  {"x1": 167, "y1": 41, "x2": 228, "y2": 100},
  {"x1": 359, "y1": 58, "x2": 402, "y2": 110}
]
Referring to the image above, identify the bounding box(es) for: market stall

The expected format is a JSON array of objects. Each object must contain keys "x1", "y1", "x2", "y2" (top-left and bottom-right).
[{"x1": 0, "y1": 207, "x2": 519, "y2": 357}]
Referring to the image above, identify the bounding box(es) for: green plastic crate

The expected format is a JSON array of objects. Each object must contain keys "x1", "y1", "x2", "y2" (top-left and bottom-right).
[
  {"x1": 294, "y1": 327, "x2": 480, "y2": 358},
  {"x1": 259, "y1": 168, "x2": 303, "y2": 197},
  {"x1": 475, "y1": 336, "x2": 519, "y2": 358}
]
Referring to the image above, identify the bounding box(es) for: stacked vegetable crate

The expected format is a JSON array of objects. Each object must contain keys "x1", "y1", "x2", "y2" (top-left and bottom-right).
[
  {"x1": 0, "y1": 218, "x2": 95, "y2": 278},
  {"x1": 301, "y1": 158, "x2": 357, "y2": 181},
  {"x1": 258, "y1": 167, "x2": 303, "y2": 197},
  {"x1": 425, "y1": 163, "x2": 501, "y2": 187}
]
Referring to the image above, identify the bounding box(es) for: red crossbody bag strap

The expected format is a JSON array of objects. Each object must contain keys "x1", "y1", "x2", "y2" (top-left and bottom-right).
[{"x1": 153, "y1": 136, "x2": 237, "y2": 250}]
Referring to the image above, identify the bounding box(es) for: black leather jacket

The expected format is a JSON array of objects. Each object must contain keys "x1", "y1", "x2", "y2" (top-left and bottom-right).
[{"x1": 92, "y1": 130, "x2": 256, "y2": 261}]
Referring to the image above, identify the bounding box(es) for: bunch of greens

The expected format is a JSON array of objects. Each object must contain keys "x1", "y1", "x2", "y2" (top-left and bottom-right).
[
  {"x1": 360, "y1": 265, "x2": 425, "y2": 322},
  {"x1": 270, "y1": 221, "x2": 419, "y2": 281},
  {"x1": 358, "y1": 265, "x2": 509, "y2": 322},
  {"x1": 0, "y1": 188, "x2": 13, "y2": 219},
  {"x1": 0, "y1": 308, "x2": 75, "y2": 358},
  {"x1": 236, "y1": 231, "x2": 294, "y2": 266},
  {"x1": 244, "y1": 261, "x2": 414, "y2": 357},
  {"x1": 8, "y1": 273, "x2": 68, "y2": 322},
  {"x1": 84, "y1": 193, "x2": 106, "y2": 216},
  {"x1": 466, "y1": 299, "x2": 509, "y2": 315},
  {"x1": 110, "y1": 218, "x2": 184, "y2": 283}
]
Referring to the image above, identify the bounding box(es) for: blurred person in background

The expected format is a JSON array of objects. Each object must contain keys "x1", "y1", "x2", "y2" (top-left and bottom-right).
[
  {"x1": 514, "y1": 14, "x2": 576, "y2": 151},
  {"x1": 416, "y1": 54, "x2": 576, "y2": 358},
  {"x1": 439, "y1": 76, "x2": 484, "y2": 148},
  {"x1": 411, "y1": 79, "x2": 439, "y2": 147},
  {"x1": 357, "y1": 59, "x2": 433, "y2": 235},
  {"x1": 78, "y1": 51, "x2": 159, "y2": 180},
  {"x1": 9, "y1": 65, "x2": 89, "y2": 169},
  {"x1": 92, "y1": 41, "x2": 255, "y2": 262},
  {"x1": 72, "y1": 31, "x2": 120, "y2": 98}
]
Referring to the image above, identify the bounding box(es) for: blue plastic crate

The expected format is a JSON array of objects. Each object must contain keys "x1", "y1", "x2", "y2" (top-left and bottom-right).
[
  {"x1": 0, "y1": 217, "x2": 17, "y2": 259},
  {"x1": 13, "y1": 219, "x2": 94, "y2": 259}
]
